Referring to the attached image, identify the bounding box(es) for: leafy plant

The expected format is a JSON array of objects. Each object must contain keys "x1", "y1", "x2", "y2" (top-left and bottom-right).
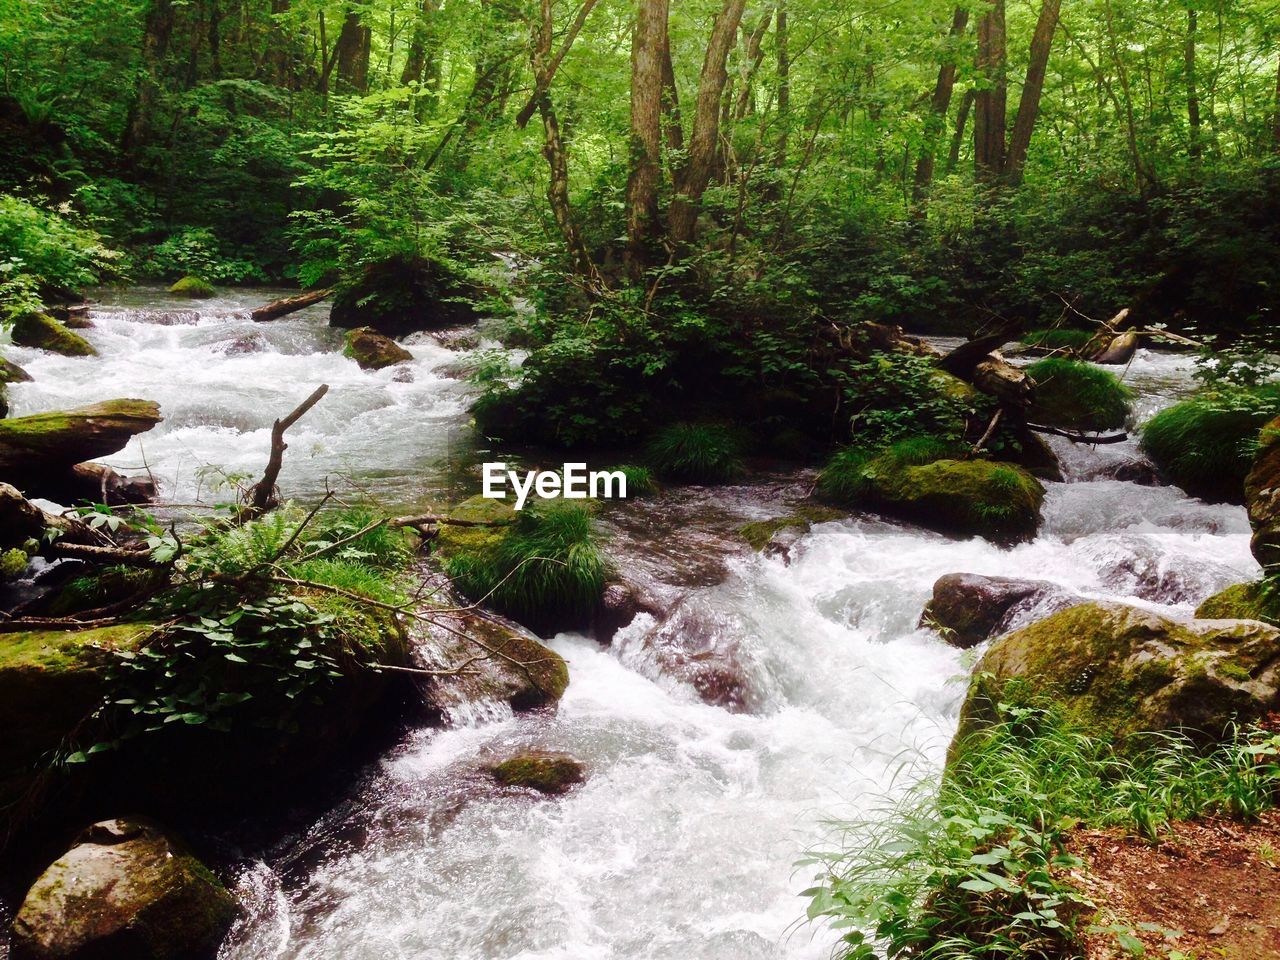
[{"x1": 646, "y1": 422, "x2": 746, "y2": 483}]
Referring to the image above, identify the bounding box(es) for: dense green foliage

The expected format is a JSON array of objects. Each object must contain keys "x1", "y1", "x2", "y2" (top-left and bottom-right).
[
  {"x1": 646, "y1": 423, "x2": 746, "y2": 483},
  {"x1": 804, "y1": 692, "x2": 1280, "y2": 959},
  {"x1": 1026, "y1": 357, "x2": 1135, "y2": 432}
]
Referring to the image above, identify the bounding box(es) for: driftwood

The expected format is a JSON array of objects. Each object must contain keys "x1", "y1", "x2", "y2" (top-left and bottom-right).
[
  {"x1": 972, "y1": 355, "x2": 1033, "y2": 409},
  {"x1": 0, "y1": 400, "x2": 162, "y2": 480},
  {"x1": 937, "y1": 325, "x2": 1022, "y2": 379},
  {"x1": 0, "y1": 482, "x2": 100, "y2": 549},
  {"x1": 250, "y1": 288, "x2": 332, "y2": 323},
  {"x1": 1027, "y1": 423, "x2": 1129, "y2": 444},
  {"x1": 245, "y1": 384, "x2": 329, "y2": 515}
]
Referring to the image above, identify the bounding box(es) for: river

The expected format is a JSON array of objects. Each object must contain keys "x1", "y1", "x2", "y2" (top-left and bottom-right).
[{"x1": 2, "y1": 289, "x2": 1259, "y2": 960}]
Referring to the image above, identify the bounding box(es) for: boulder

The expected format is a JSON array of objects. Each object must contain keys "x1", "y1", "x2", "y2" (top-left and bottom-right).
[
  {"x1": 864, "y1": 458, "x2": 1044, "y2": 545},
  {"x1": 488, "y1": 751, "x2": 584, "y2": 794},
  {"x1": 1026, "y1": 357, "x2": 1134, "y2": 432},
  {"x1": 344, "y1": 326, "x2": 412, "y2": 370},
  {"x1": 921, "y1": 573, "x2": 1079, "y2": 648},
  {"x1": 0, "y1": 356, "x2": 32, "y2": 384},
  {"x1": 167, "y1": 276, "x2": 216, "y2": 299},
  {"x1": 49, "y1": 304, "x2": 93, "y2": 329},
  {"x1": 11, "y1": 312, "x2": 95, "y2": 357},
  {"x1": 10, "y1": 818, "x2": 236, "y2": 960},
  {"x1": 220, "y1": 333, "x2": 268, "y2": 356},
  {"x1": 0, "y1": 400, "x2": 162, "y2": 486},
  {"x1": 1244, "y1": 415, "x2": 1280, "y2": 572},
  {"x1": 1195, "y1": 581, "x2": 1275, "y2": 624},
  {"x1": 329, "y1": 255, "x2": 479, "y2": 336},
  {"x1": 592, "y1": 580, "x2": 662, "y2": 645},
  {"x1": 958, "y1": 601, "x2": 1280, "y2": 745}
]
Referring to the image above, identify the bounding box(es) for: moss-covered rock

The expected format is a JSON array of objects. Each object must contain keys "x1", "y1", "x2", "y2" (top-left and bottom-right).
[
  {"x1": 1, "y1": 545, "x2": 31, "y2": 579},
  {"x1": 11, "y1": 818, "x2": 236, "y2": 960},
  {"x1": 1195, "y1": 581, "x2": 1277, "y2": 624},
  {"x1": 0, "y1": 399, "x2": 162, "y2": 484},
  {"x1": 1026, "y1": 357, "x2": 1134, "y2": 431},
  {"x1": 0, "y1": 355, "x2": 33, "y2": 385},
  {"x1": 329, "y1": 254, "x2": 479, "y2": 336},
  {"x1": 738, "y1": 505, "x2": 845, "y2": 552},
  {"x1": 1245, "y1": 414, "x2": 1280, "y2": 570},
  {"x1": 957, "y1": 601, "x2": 1280, "y2": 746},
  {"x1": 167, "y1": 276, "x2": 216, "y2": 298},
  {"x1": 488, "y1": 751, "x2": 584, "y2": 794},
  {"x1": 11, "y1": 312, "x2": 95, "y2": 357},
  {"x1": 343, "y1": 326, "x2": 412, "y2": 370},
  {"x1": 821, "y1": 450, "x2": 1045, "y2": 544},
  {"x1": 432, "y1": 494, "x2": 515, "y2": 559}
]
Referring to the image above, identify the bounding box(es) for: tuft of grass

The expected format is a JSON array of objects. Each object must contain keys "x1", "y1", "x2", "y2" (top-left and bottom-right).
[
  {"x1": 1141, "y1": 386, "x2": 1280, "y2": 503},
  {"x1": 1026, "y1": 357, "x2": 1135, "y2": 431},
  {"x1": 285, "y1": 557, "x2": 406, "y2": 606},
  {"x1": 614, "y1": 464, "x2": 657, "y2": 497},
  {"x1": 817, "y1": 447, "x2": 876, "y2": 504},
  {"x1": 646, "y1": 422, "x2": 745, "y2": 483},
  {"x1": 303, "y1": 506, "x2": 413, "y2": 569},
  {"x1": 803, "y1": 692, "x2": 1280, "y2": 960},
  {"x1": 1021, "y1": 328, "x2": 1097, "y2": 351},
  {"x1": 446, "y1": 502, "x2": 611, "y2": 631}
]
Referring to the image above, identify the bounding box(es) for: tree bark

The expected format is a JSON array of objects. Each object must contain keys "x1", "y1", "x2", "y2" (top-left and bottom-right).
[
  {"x1": 912, "y1": 7, "x2": 970, "y2": 211},
  {"x1": 776, "y1": 0, "x2": 789, "y2": 166},
  {"x1": 947, "y1": 87, "x2": 976, "y2": 174},
  {"x1": 661, "y1": 33, "x2": 684, "y2": 155},
  {"x1": 121, "y1": 0, "x2": 176, "y2": 157},
  {"x1": 974, "y1": 0, "x2": 1007, "y2": 182},
  {"x1": 400, "y1": 0, "x2": 438, "y2": 86},
  {"x1": 624, "y1": 0, "x2": 670, "y2": 278},
  {"x1": 1003, "y1": 0, "x2": 1061, "y2": 185},
  {"x1": 668, "y1": 0, "x2": 749, "y2": 246},
  {"x1": 515, "y1": 0, "x2": 602, "y2": 129},
  {"x1": 732, "y1": 11, "x2": 773, "y2": 121},
  {"x1": 334, "y1": 7, "x2": 371, "y2": 93}
]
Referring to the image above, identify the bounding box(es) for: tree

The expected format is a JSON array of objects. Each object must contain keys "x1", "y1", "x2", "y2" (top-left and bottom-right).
[{"x1": 624, "y1": 0, "x2": 669, "y2": 278}]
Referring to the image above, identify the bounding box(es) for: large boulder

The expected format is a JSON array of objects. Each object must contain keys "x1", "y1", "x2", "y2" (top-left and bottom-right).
[
  {"x1": 1244, "y1": 415, "x2": 1280, "y2": 571},
  {"x1": 344, "y1": 326, "x2": 412, "y2": 370},
  {"x1": 958, "y1": 601, "x2": 1280, "y2": 745},
  {"x1": 10, "y1": 818, "x2": 236, "y2": 960},
  {"x1": 488, "y1": 751, "x2": 584, "y2": 794},
  {"x1": 921, "y1": 573, "x2": 1079, "y2": 648},
  {"x1": 0, "y1": 400, "x2": 161, "y2": 487},
  {"x1": 167, "y1": 276, "x2": 215, "y2": 299},
  {"x1": 329, "y1": 255, "x2": 479, "y2": 336},
  {"x1": 1195, "y1": 581, "x2": 1275, "y2": 624},
  {"x1": 11, "y1": 313, "x2": 95, "y2": 357}
]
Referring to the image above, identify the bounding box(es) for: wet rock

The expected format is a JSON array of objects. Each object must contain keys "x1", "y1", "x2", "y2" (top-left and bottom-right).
[
  {"x1": 430, "y1": 325, "x2": 481, "y2": 351},
  {"x1": 49, "y1": 304, "x2": 93, "y2": 329},
  {"x1": 921, "y1": 573, "x2": 1079, "y2": 648},
  {"x1": 10, "y1": 818, "x2": 236, "y2": 960},
  {"x1": 1195, "y1": 581, "x2": 1275, "y2": 624},
  {"x1": 1244, "y1": 416, "x2": 1280, "y2": 572},
  {"x1": 167, "y1": 275, "x2": 216, "y2": 299},
  {"x1": 592, "y1": 581, "x2": 662, "y2": 645},
  {"x1": 344, "y1": 326, "x2": 412, "y2": 370},
  {"x1": 11, "y1": 312, "x2": 95, "y2": 357},
  {"x1": 957, "y1": 601, "x2": 1280, "y2": 747},
  {"x1": 738, "y1": 506, "x2": 844, "y2": 558},
  {"x1": 1005, "y1": 429, "x2": 1065, "y2": 482},
  {"x1": 1086, "y1": 535, "x2": 1241, "y2": 605},
  {"x1": 1, "y1": 356, "x2": 33, "y2": 385},
  {"x1": 221, "y1": 333, "x2": 268, "y2": 356},
  {"x1": 622, "y1": 600, "x2": 756, "y2": 712},
  {"x1": 1076, "y1": 456, "x2": 1162, "y2": 486},
  {"x1": 1089, "y1": 331, "x2": 1140, "y2": 364},
  {"x1": 488, "y1": 751, "x2": 584, "y2": 794},
  {"x1": 0, "y1": 400, "x2": 162, "y2": 489},
  {"x1": 329, "y1": 255, "x2": 479, "y2": 336},
  {"x1": 392, "y1": 367, "x2": 414, "y2": 383}
]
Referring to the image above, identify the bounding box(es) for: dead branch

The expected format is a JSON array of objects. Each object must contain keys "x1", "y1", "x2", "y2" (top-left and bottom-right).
[
  {"x1": 245, "y1": 384, "x2": 329, "y2": 516},
  {"x1": 1027, "y1": 423, "x2": 1129, "y2": 444},
  {"x1": 250, "y1": 288, "x2": 333, "y2": 323}
]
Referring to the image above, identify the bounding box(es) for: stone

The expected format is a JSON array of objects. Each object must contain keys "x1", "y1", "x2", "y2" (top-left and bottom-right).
[
  {"x1": 11, "y1": 313, "x2": 95, "y2": 357},
  {"x1": 488, "y1": 751, "x2": 584, "y2": 794},
  {"x1": 921, "y1": 572, "x2": 1079, "y2": 648},
  {"x1": 167, "y1": 276, "x2": 216, "y2": 298},
  {"x1": 1244, "y1": 416, "x2": 1280, "y2": 572},
  {"x1": 343, "y1": 326, "x2": 412, "y2": 370},
  {"x1": 10, "y1": 818, "x2": 236, "y2": 960}
]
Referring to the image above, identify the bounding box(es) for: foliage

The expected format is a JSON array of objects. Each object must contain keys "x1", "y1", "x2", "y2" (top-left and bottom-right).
[
  {"x1": 1020, "y1": 329, "x2": 1096, "y2": 351},
  {"x1": 818, "y1": 436, "x2": 965, "y2": 505},
  {"x1": 803, "y1": 692, "x2": 1280, "y2": 960},
  {"x1": 1026, "y1": 358, "x2": 1135, "y2": 432},
  {"x1": 835, "y1": 353, "x2": 974, "y2": 449},
  {"x1": 645, "y1": 423, "x2": 746, "y2": 483},
  {"x1": 614, "y1": 464, "x2": 657, "y2": 497},
  {"x1": 1140, "y1": 384, "x2": 1280, "y2": 503},
  {"x1": 445, "y1": 502, "x2": 611, "y2": 628}
]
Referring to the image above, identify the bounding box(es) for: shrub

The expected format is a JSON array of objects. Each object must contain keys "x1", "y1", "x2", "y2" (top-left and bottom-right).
[
  {"x1": 803, "y1": 693, "x2": 1280, "y2": 960},
  {"x1": 445, "y1": 502, "x2": 611, "y2": 632},
  {"x1": 614, "y1": 464, "x2": 657, "y2": 497},
  {"x1": 1140, "y1": 386, "x2": 1280, "y2": 503},
  {"x1": 817, "y1": 447, "x2": 876, "y2": 504},
  {"x1": 1026, "y1": 357, "x2": 1134, "y2": 431},
  {"x1": 646, "y1": 422, "x2": 745, "y2": 483},
  {"x1": 836, "y1": 352, "x2": 974, "y2": 448}
]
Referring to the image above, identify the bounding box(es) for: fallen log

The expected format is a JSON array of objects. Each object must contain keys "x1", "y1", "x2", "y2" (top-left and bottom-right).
[
  {"x1": 1027, "y1": 423, "x2": 1129, "y2": 444},
  {"x1": 0, "y1": 482, "x2": 100, "y2": 549},
  {"x1": 972, "y1": 355, "x2": 1033, "y2": 410},
  {"x1": 250, "y1": 288, "x2": 332, "y2": 323},
  {"x1": 0, "y1": 400, "x2": 162, "y2": 486}
]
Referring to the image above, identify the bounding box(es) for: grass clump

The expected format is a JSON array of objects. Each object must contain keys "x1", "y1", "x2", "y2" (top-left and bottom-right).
[
  {"x1": 803, "y1": 692, "x2": 1280, "y2": 960},
  {"x1": 614, "y1": 464, "x2": 657, "y2": 497},
  {"x1": 646, "y1": 422, "x2": 745, "y2": 483},
  {"x1": 445, "y1": 502, "x2": 611, "y2": 632},
  {"x1": 817, "y1": 436, "x2": 966, "y2": 506},
  {"x1": 1141, "y1": 385, "x2": 1280, "y2": 503},
  {"x1": 1026, "y1": 357, "x2": 1134, "y2": 431},
  {"x1": 1021, "y1": 328, "x2": 1097, "y2": 351}
]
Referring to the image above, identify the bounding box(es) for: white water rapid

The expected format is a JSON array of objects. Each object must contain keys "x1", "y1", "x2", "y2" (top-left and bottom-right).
[{"x1": 2, "y1": 292, "x2": 1260, "y2": 960}]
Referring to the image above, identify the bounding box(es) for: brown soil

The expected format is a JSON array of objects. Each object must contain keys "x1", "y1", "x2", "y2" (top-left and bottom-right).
[{"x1": 1071, "y1": 809, "x2": 1280, "y2": 959}]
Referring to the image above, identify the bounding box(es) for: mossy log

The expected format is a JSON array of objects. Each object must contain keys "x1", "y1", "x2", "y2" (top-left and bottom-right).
[
  {"x1": 0, "y1": 400, "x2": 161, "y2": 487},
  {"x1": 11, "y1": 313, "x2": 95, "y2": 357}
]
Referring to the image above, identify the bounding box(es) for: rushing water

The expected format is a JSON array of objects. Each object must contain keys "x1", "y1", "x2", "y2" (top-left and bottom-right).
[{"x1": 2, "y1": 294, "x2": 1261, "y2": 959}]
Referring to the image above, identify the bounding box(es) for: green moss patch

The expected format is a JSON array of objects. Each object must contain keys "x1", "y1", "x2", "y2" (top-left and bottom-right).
[
  {"x1": 167, "y1": 275, "x2": 216, "y2": 298},
  {"x1": 489, "y1": 751, "x2": 584, "y2": 794},
  {"x1": 1026, "y1": 357, "x2": 1134, "y2": 431},
  {"x1": 11, "y1": 312, "x2": 96, "y2": 357},
  {"x1": 1196, "y1": 581, "x2": 1280, "y2": 624}
]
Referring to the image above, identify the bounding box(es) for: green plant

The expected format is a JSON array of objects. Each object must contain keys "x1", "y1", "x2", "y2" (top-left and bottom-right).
[
  {"x1": 803, "y1": 692, "x2": 1280, "y2": 960},
  {"x1": 1026, "y1": 357, "x2": 1135, "y2": 432},
  {"x1": 817, "y1": 447, "x2": 876, "y2": 504},
  {"x1": 614, "y1": 464, "x2": 657, "y2": 497},
  {"x1": 1021, "y1": 329, "x2": 1098, "y2": 351},
  {"x1": 835, "y1": 353, "x2": 974, "y2": 448},
  {"x1": 1140, "y1": 385, "x2": 1280, "y2": 503},
  {"x1": 646, "y1": 422, "x2": 745, "y2": 483}
]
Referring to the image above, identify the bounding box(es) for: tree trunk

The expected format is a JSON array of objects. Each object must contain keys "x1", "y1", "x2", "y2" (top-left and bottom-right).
[
  {"x1": 400, "y1": 0, "x2": 437, "y2": 86},
  {"x1": 264, "y1": 0, "x2": 297, "y2": 89},
  {"x1": 946, "y1": 87, "x2": 975, "y2": 174},
  {"x1": 121, "y1": 0, "x2": 176, "y2": 157},
  {"x1": 515, "y1": 0, "x2": 602, "y2": 129},
  {"x1": 732, "y1": 11, "x2": 773, "y2": 120},
  {"x1": 334, "y1": 7, "x2": 370, "y2": 93},
  {"x1": 776, "y1": 0, "x2": 789, "y2": 166},
  {"x1": 1185, "y1": 7, "x2": 1201, "y2": 160},
  {"x1": 624, "y1": 0, "x2": 670, "y2": 278},
  {"x1": 1003, "y1": 0, "x2": 1060, "y2": 186},
  {"x1": 973, "y1": 0, "x2": 1007, "y2": 182},
  {"x1": 1274, "y1": 54, "x2": 1280, "y2": 150},
  {"x1": 911, "y1": 7, "x2": 970, "y2": 212},
  {"x1": 668, "y1": 0, "x2": 749, "y2": 246},
  {"x1": 661, "y1": 34, "x2": 684, "y2": 155}
]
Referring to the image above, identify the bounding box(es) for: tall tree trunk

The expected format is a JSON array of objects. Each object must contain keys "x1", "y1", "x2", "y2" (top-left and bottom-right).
[
  {"x1": 946, "y1": 87, "x2": 976, "y2": 174},
  {"x1": 624, "y1": 0, "x2": 669, "y2": 278},
  {"x1": 334, "y1": 7, "x2": 370, "y2": 93},
  {"x1": 1003, "y1": 0, "x2": 1060, "y2": 186},
  {"x1": 1185, "y1": 6, "x2": 1202, "y2": 161},
  {"x1": 264, "y1": 0, "x2": 296, "y2": 89},
  {"x1": 208, "y1": 0, "x2": 223, "y2": 78},
  {"x1": 668, "y1": 0, "x2": 749, "y2": 246},
  {"x1": 121, "y1": 0, "x2": 176, "y2": 157},
  {"x1": 400, "y1": 0, "x2": 437, "y2": 85},
  {"x1": 732, "y1": 11, "x2": 772, "y2": 120},
  {"x1": 974, "y1": 0, "x2": 1007, "y2": 182},
  {"x1": 776, "y1": 0, "x2": 789, "y2": 166},
  {"x1": 912, "y1": 7, "x2": 969, "y2": 212},
  {"x1": 661, "y1": 34, "x2": 684, "y2": 155},
  {"x1": 515, "y1": 0, "x2": 602, "y2": 128},
  {"x1": 1274, "y1": 54, "x2": 1280, "y2": 150}
]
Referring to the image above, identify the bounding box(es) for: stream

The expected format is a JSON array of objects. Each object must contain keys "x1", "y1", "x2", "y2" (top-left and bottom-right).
[{"x1": 3, "y1": 290, "x2": 1261, "y2": 960}]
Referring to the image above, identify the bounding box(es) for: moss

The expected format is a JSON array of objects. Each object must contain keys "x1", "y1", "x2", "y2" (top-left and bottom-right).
[
  {"x1": 739, "y1": 505, "x2": 844, "y2": 551},
  {"x1": 343, "y1": 326, "x2": 412, "y2": 370},
  {"x1": 1020, "y1": 328, "x2": 1098, "y2": 351},
  {"x1": 489, "y1": 752, "x2": 584, "y2": 794},
  {"x1": 874, "y1": 458, "x2": 1043, "y2": 543},
  {"x1": 432, "y1": 494, "x2": 515, "y2": 559},
  {"x1": 1141, "y1": 390, "x2": 1280, "y2": 504},
  {"x1": 0, "y1": 356, "x2": 33, "y2": 385},
  {"x1": 1026, "y1": 357, "x2": 1134, "y2": 431},
  {"x1": 1, "y1": 547, "x2": 29, "y2": 580},
  {"x1": 1195, "y1": 581, "x2": 1278, "y2": 624},
  {"x1": 167, "y1": 275, "x2": 216, "y2": 298},
  {"x1": 11, "y1": 312, "x2": 96, "y2": 356}
]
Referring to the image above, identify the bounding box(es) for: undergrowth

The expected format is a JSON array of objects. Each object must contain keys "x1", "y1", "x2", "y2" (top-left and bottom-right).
[{"x1": 646, "y1": 422, "x2": 746, "y2": 483}]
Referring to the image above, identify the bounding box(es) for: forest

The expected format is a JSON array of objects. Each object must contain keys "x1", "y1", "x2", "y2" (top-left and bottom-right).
[{"x1": 3, "y1": 0, "x2": 1280, "y2": 957}]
